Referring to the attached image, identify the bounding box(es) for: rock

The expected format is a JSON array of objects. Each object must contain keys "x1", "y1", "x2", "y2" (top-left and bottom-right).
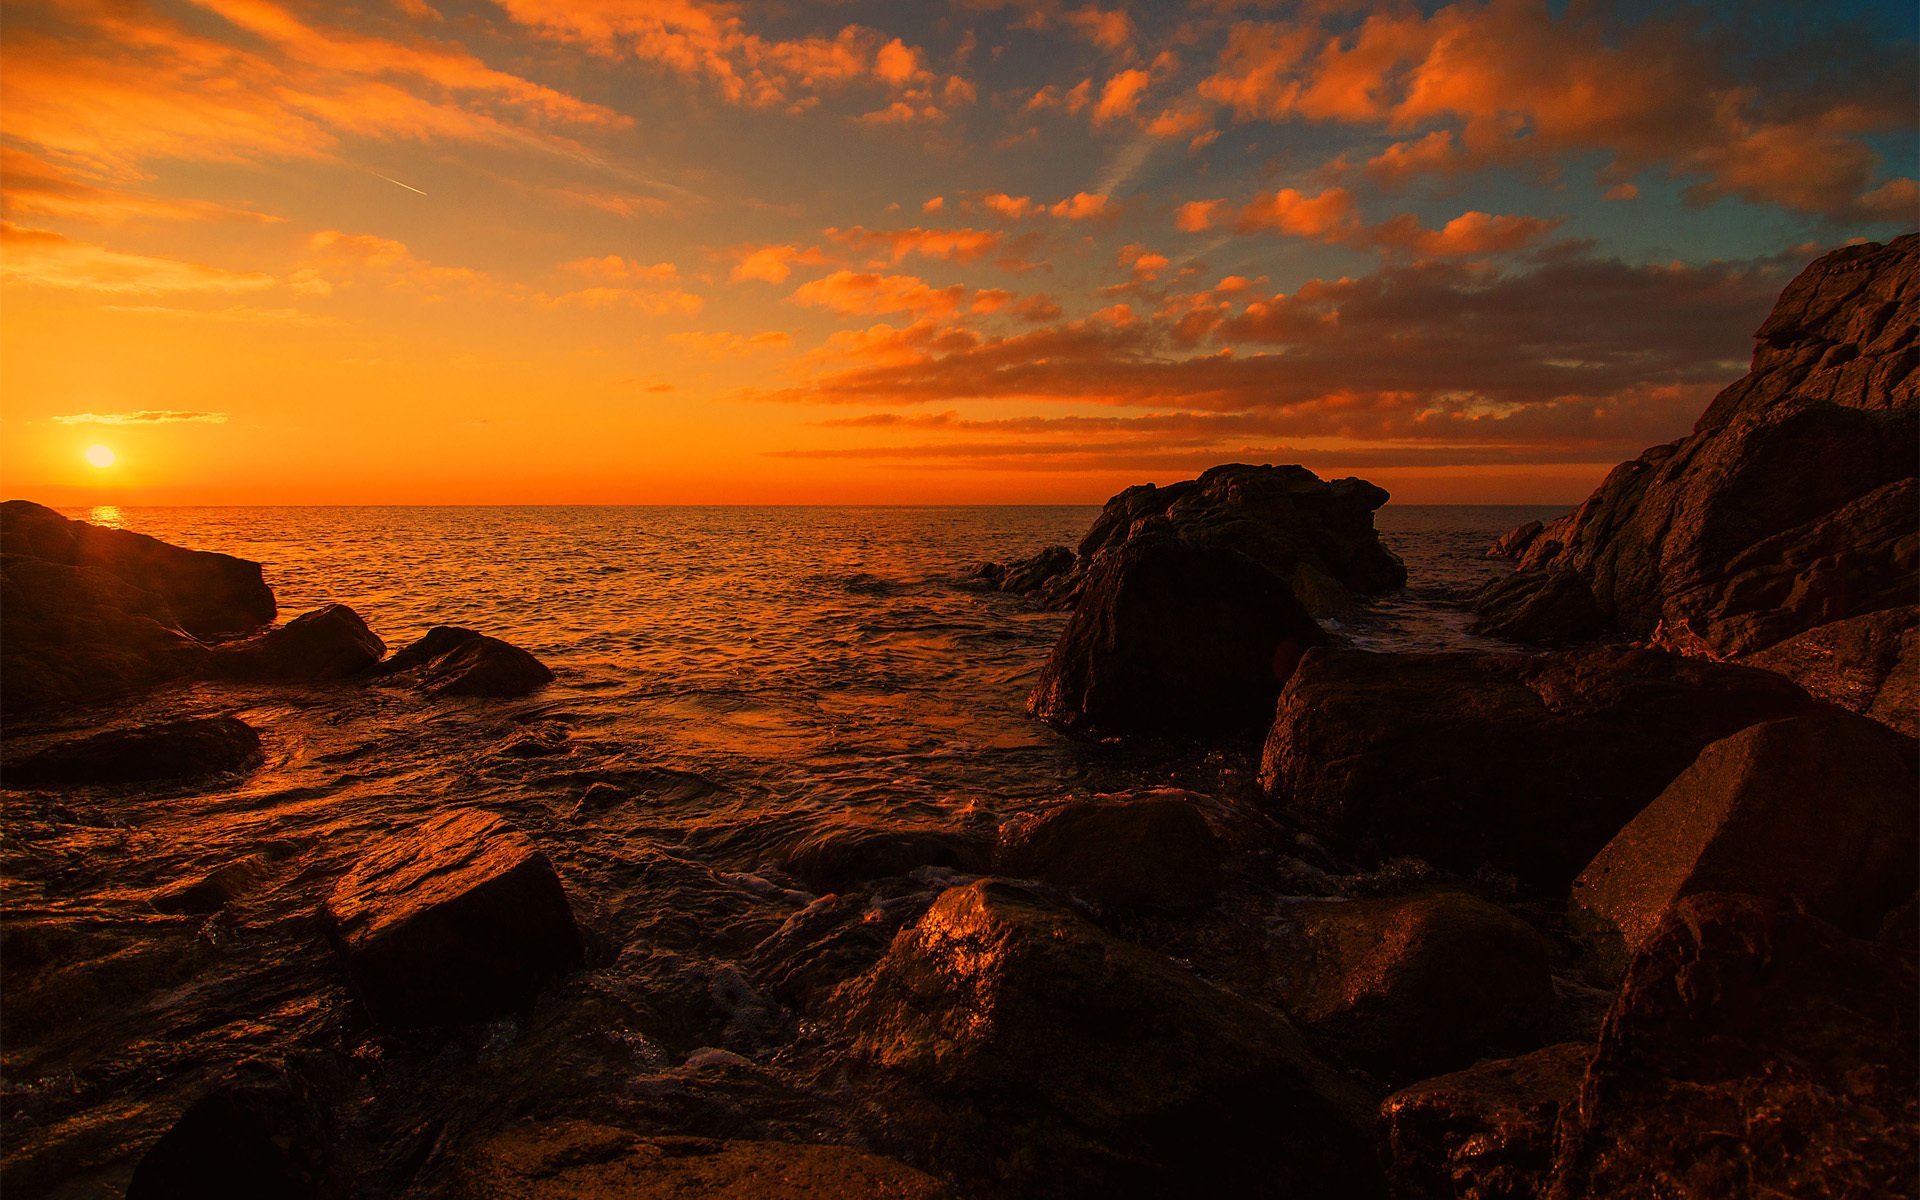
[
  {"x1": 828, "y1": 879, "x2": 1381, "y2": 1197},
  {"x1": 1266, "y1": 892, "x2": 1557, "y2": 1084},
  {"x1": 1260, "y1": 646, "x2": 1815, "y2": 889},
  {"x1": 450, "y1": 1121, "x2": 950, "y2": 1199},
  {"x1": 781, "y1": 818, "x2": 990, "y2": 892},
  {"x1": 6, "y1": 716, "x2": 262, "y2": 788},
  {"x1": 1486, "y1": 520, "x2": 1545, "y2": 560},
  {"x1": 1469, "y1": 568, "x2": 1608, "y2": 645},
  {"x1": 969, "y1": 545, "x2": 1077, "y2": 606},
  {"x1": 1475, "y1": 236, "x2": 1919, "y2": 729},
  {"x1": 210, "y1": 603, "x2": 386, "y2": 682},
  {"x1": 747, "y1": 887, "x2": 938, "y2": 1010},
  {"x1": 1547, "y1": 893, "x2": 1918, "y2": 1200},
  {"x1": 1380, "y1": 1042, "x2": 1588, "y2": 1200},
  {"x1": 1570, "y1": 709, "x2": 1918, "y2": 978},
  {"x1": 321, "y1": 810, "x2": 583, "y2": 1028},
  {"x1": 995, "y1": 792, "x2": 1222, "y2": 913},
  {"x1": 1029, "y1": 535, "x2": 1330, "y2": 738},
  {"x1": 374, "y1": 626, "x2": 553, "y2": 698},
  {"x1": 127, "y1": 1066, "x2": 332, "y2": 1200},
  {"x1": 1741, "y1": 605, "x2": 1917, "y2": 736}
]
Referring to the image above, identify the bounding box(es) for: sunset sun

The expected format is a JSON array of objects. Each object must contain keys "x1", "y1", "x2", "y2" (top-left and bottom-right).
[{"x1": 84, "y1": 444, "x2": 116, "y2": 469}]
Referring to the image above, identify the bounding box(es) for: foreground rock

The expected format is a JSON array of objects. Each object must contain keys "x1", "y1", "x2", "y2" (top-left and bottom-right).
[
  {"x1": 452, "y1": 1122, "x2": 950, "y2": 1199},
  {"x1": 1548, "y1": 893, "x2": 1918, "y2": 1199},
  {"x1": 829, "y1": 879, "x2": 1381, "y2": 1197},
  {"x1": 986, "y1": 464, "x2": 1406, "y2": 615},
  {"x1": 321, "y1": 810, "x2": 583, "y2": 1028},
  {"x1": 1029, "y1": 535, "x2": 1329, "y2": 738},
  {"x1": 1267, "y1": 892, "x2": 1556, "y2": 1084},
  {"x1": 996, "y1": 792, "x2": 1222, "y2": 914},
  {"x1": 210, "y1": 603, "x2": 386, "y2": 682},
  {"x1": 1261, "y1": 646, "x2": 1814, "y2": 888},
  {"x1": 127, "y1": 1067, "x2": 332, "y2": 1200},
  {"x1": 1, "y1": 501, "x2": 274, "y2": 714},
  {"x1": 1475, "y1": 236, "x2": 1918, "y2": 730},
  {"x1": 1381, "y1": 1042, "x2": 1588, "y2": 1200},
  {"x1": 6, "y1": 716, "x2": 262, "y2": 788},
  {"x1": 1742, "y1": 606, "x2": 1918, "y2": 736},
  {"x1": 373, "y1": 626, "x2": 553, "y2": 698},
  {"x1": 1570, "y1": 709, "x2": 1918, "y2": 978}
]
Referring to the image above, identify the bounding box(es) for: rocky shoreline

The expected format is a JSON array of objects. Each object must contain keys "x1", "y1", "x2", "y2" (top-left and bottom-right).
[{"x1": 3, "y1": 236, "x2": 1916, "y2": 1198}]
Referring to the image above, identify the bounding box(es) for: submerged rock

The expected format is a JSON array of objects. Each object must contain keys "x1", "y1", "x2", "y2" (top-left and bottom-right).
[
  {"x1": 1570, "y1": 709, "x2": 1918, "y2": 978},
  {"x1": 1260, "y1": 646, "x2": 1814, "y2": 889},
  {"x1": 211, "y1": 603, "x2": 386, "y2": 682},
  {"x1": 1547, "y1": 893, "x2": 1918, "y2": 1200},
  {"x1": 828, "y1": 879, "x2": 1381, "y2": 1198},
  {"x1": 1266, "y1": 891, "x2": 1557, "y2": 1084},
  {"x1": 450, "y1": 1121, "x2": 950, "y2": 1199},
  {"x1": 1381, "y1": 1042, "x2": 1588, "y2": 1200},
  {"x1": 1475, "y1": 236, "x2": 1919, "y2": 728},
  {"x1": 995, "y1": 792, "x2": 1222, "y2": 914},
  {"x1": 1029, "y1": 535, "x2": 1328, "y2": 738},
  {"x1": 321, "y1": 810, "x2": 583, "y2": 1028},
  {"x1": 968, "y1": 544, "x2": 1077, "y2": 606},
  {"x1": 6, "y1": 716, "x2": 263, "y2": 788},
  {"x1": 374, "y1": 626, "x2": 553, "y2": 698}
]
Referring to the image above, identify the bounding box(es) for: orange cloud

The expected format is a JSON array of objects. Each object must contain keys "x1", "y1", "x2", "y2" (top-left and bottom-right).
[
  {"x1": 1, "y1": 222, "x2": 276, "y2": 294},
  {"x1": 1092, "y1": 69, "x2": 1152, "y2": 126},
  {"x1": 562, "y1": 256, "x2": 680, "y2": 282},
  {"x1": 1195, "y1": 185, "x2": 1560, "y2": 260},
  {"x1": 731, "y1": 244, "x2": 833, "y2": 284},
  {"x1": 827, "y1": 226, "x2": 1005, "y2": 265},
  {"x1": 789, "y1": 270, "x2": 969, "y2": 318}
]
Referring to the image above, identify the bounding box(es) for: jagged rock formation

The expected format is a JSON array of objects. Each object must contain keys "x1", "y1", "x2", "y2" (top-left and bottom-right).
[{"x1": 1475, "y1": 236, "x2": 1918, "y2": 732}]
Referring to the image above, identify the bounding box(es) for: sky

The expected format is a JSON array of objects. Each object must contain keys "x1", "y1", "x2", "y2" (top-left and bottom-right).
[{"x1": 1, "y1": 0, "x2": 1914, "y2": 505}]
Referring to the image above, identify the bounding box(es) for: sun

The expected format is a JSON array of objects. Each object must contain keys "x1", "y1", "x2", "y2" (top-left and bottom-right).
[{"x1": 84, "y1": 444, "x2": 117, "y2": 469}]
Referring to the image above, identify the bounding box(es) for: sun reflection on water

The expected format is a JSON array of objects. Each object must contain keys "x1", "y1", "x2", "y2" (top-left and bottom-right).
[{"x1": 87, "y1": 505, "x2": 125, "y2": 529}]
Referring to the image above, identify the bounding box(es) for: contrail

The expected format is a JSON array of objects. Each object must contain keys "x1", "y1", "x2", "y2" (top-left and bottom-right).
[{"x1": 374, "y1": 173, "x2": 427, "y2": 196}]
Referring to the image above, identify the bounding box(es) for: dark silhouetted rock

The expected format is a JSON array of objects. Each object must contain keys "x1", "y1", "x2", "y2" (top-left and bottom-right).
[
  {"x1": 1547, "y1": 893, "x2": 1918, "y2": 1200},
  {"x1": 321, "y1": 809, "x2": 583, "y2": 1028},
  {"x1": 6, "y1": 716, "x2": 262, "y2": 788},
  {"x1": 996, "y1": 792, "x2": 1222, "y2": 913},
  {"x1": 127, "y1": 1066, "x2": 332, "y2": 1200},
  {"x1": 1742, "y1": 604, "x2": 1918, "y2": 736},
  {"x1": 1381, "y1": 1042, "x2": 1588, "y2": 1200},
  {"x1": 210, "y1": 603, "x2": 386, "y2": 683},
  {"x1": 1266, "y1": 892, "x2": 1556, "y2": 1084},
  {"x1": 828, "y1": 879, "x2": 1381, "y2": 1198},
  {"x1": 451, "y1": 1121, "x2": 950, "y2": 1199},
  {"x1": 1570, "y1": 709, "x2": 1918, "y2": 978},
  {"x1": 375, "y1": 626, "x2": 553, "y2": 698},
  {"x1": 781, "y1": 818, "x2": 991, "y2": 892},
  {"x1": 1260, "y1": 646, "x2": 1814, "y2": 889},
  {"x1": 1486, "y1": 520, "x2": 1545, "y2": 560},
  {"x1": 1476, "y1": 236, "x2": 1919, "y2": 729},
  {"x1": 1029, "y1": 535, "x2": 1329, "y2": 738},
  {"x1": 969, "y1": 545, "x2": 1076, "y2": 606},
  {"x1": 748, "y1": 888, "x2": 938, "y2": 1010}
]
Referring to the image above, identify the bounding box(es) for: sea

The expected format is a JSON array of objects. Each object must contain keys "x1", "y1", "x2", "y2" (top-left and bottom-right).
[{"x1": 4, "y1": 503, "x2": 1564, "y2": 1194}]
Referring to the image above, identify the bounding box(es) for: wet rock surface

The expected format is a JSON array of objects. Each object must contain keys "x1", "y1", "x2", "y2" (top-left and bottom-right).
[
  {"x1": 374, "y1": 626, "x2": 555, "y2": 698},
  {"x1": 211, "y1": 603, "x2": 387, "y2": 683},
  {"x1": 995, "y1": 791, "x2": 1222, "y2": 914},
  {"x1": 126, "y1": 1067, "x2": 334, "y2": 1200},
  {"x1": 1382, "y1": 1042, "x2": 1589, "y2": 1200},
  {"x1": 1570, "y1": 709, "x2": 1918, "y2": 978},
  {"x1": 1475, "y1": 235, "x2": 1919, "y2": 729},
  {"x1": 1266, "y1": 891, "x2": 1557, "y2": 1084},
  {"x1": 1260, "y1": 646, "x2": 1815, "y2": 889},
  {"x1": 5, "y1": 716, "x2": 263, "y2": 788},
  {"x1": 321, "y1": 809, "x2": 584, "y2": 1028},
  {"x1": 828, "y1": 878, "x2": 1382, "y2": 1198},
  {"x1": 1547, "y1": 893, "x2": 1919, "y2": 1200},
  {"x1": 780, "y1": 817, "x2": 991, "y2": 893}
]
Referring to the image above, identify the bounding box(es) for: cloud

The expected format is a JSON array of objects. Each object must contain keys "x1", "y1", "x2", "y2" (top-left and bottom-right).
[
  {"x1": 50, "y1": 410, "x2": 230, "y2": 425},
  {"x1": 731, "y1": 244, "x2": 834, "y2": 284},
  {"x1": 1187, "y1": 185, "x2": 1561, "y2": 259},
  {"x1": 789, "y1": 270, "x2": 971, "y2": 319},
  {"x1": 0, "y1": 148, "x2": 282, "y2": 226},
  {"x1": 1, "y1": 223, "x2": 276, "y2": 294},
  {"x1": 827, "y1": 225, "x2": 1003, "y2": 264},
  {"x1": 1092, "y1": 69, "x2": 1152, "y2": 126}
]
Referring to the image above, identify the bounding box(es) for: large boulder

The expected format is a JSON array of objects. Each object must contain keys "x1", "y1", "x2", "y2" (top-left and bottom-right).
[
  {"x1": 995, "y1": 792, "x2": 1222, "y2": 914},
  {"x1": 1380, "y1": 1042, "x2": 1589, "y2": 1200},
  {"x1": 827, "y1": 879, "x2": 1381, "y2": 1198},
  {"x1": 321, "y1": 810, "x2": 583, "y2": 1028},
  {"x1": 1, "y1": 501, "x2": 274, "y2": 714},
  {"x1": 1028, "y1": 535, "x2": 1329, "y2": 738},
  {"x1": 210, "y1": 603, "x2": 386, "y2": 682},
  {"x1": 1741, "y1": 605, "x2": 1917, "y2": 736},
  {"x1": 1570, "y1": 709, "x2": 1918, "y2": 978},
  {"x1": 450, "y1": 1122, "x2": 950, "y2": 1199},
  {"x1": 1547, "y1": 894, "x2": 1918, "y2": 1199},
  {"x1": 374, "y1": 626, "x2": 553, "y2": 698},
  {"x1": 1475, "y1": 235, "x2": 1919, "y2": 730},
  {"x1": 5, "y1": 716, "x2": 262, "y2": 788},
  {"x1": 1266, "y1": 892, "x2": 1557, "y2": 1084},
  {"x1": 1260, "y1": 646, "x2": 1815, "y2": 889}
]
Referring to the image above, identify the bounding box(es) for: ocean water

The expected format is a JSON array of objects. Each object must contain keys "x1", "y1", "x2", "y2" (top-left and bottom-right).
[{"x1": 3, "y1": 503, "x2": 1563, "y2": 1194}]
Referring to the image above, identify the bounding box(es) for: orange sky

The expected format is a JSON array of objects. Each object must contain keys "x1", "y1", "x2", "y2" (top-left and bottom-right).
[{"x1": 2, "y1": 0, "x2": 1914, "y2": 505}]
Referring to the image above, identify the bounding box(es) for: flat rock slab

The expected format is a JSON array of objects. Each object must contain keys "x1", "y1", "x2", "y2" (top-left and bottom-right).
[
  {"x1": 6, "y1": 716, "x2": 262, "y2": 788},
  {"x1": 322, "y1": 809, "x2": 583, "y2": 1028},
  {"x1": 453, "y1": 1123, "x2": 950, "y2": 1199}
]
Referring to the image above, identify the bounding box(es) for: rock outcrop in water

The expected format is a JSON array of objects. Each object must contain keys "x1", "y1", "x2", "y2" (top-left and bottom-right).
[
  {"x1": 6, "y1": 716, "x2": 263, "y2": 787},
  {"x1": 0, "y1": 500, "x2": 274, "y2": 713},
  {"x1": 374, "y1": 625, "x2": 555, "y2": 698},
  {"x1": 211, "y1": 603, "x2": 387, "y2": 682},
  {"x1": 1474, "y1": 235, "x2": 1918, "y2": 733}
]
